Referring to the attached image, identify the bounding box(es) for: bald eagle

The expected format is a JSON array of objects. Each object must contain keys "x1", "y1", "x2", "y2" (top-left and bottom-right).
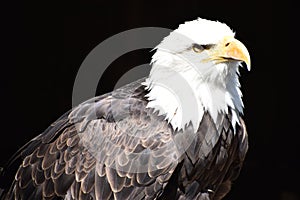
[{"x1": 0, "y1": 18, "x2": 250, "y2": 200}]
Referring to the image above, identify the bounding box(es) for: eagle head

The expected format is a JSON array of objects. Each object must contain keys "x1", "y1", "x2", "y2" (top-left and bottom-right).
[{"x1": 144, "y1": 18, "x2": 251, "y2": 132}]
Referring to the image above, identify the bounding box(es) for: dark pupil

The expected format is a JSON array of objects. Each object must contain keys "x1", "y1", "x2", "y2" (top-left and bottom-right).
[
  {"x1": 192, "y1": 43, "x2": 214, "y2": 51},
  {"x1": 202, "y1": 44, "x2": 214, "y2": 50}
]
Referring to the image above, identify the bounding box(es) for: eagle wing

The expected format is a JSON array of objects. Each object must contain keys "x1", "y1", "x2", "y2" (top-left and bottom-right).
[{"x1": 1, "y1": 80, "x2": 180, "y2": 200}]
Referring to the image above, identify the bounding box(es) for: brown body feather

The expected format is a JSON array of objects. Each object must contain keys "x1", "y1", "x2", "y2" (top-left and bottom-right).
[{"x1": 0, "y1": 79, "x2": 248, "y2": 200}]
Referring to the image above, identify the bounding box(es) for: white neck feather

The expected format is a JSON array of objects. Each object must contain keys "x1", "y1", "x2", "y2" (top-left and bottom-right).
[{"x1": 142, "y1": 51, "x2": 243, "y2": 132}]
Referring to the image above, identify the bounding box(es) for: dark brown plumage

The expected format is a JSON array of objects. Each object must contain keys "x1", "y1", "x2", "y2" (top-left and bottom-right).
[{"x1": 0, "y1": 79, "x2": 248, "y2": 200}]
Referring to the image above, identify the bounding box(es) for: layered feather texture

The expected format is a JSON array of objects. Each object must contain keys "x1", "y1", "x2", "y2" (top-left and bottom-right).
[{"x1": 0, "y1": 79, "x2": 248, "y2": 200}]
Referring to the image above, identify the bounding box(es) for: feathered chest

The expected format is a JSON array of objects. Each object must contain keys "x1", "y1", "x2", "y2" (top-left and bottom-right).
[{"x1": 172, "y1": 112, "x2": 248, "y2": 199}]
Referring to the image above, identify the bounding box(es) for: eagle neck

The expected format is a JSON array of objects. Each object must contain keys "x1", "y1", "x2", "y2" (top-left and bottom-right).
[{"x1": 142, "y1": 62, "x2": 243, "y2": 132}]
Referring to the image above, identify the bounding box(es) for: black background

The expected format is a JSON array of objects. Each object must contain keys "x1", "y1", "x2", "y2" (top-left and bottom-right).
[{"x1": 0, "y1": 1, "x2": 296, "y2": 200}]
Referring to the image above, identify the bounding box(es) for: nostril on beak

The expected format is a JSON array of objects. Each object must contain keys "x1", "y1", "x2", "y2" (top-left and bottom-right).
[{"x1": 225, "y1": 42, "x2": 230, "y2": 47}]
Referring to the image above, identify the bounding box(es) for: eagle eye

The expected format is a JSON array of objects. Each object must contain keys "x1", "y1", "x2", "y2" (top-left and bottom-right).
[{"x1": 192, "y1": 43, "x2": 214, "y2": 53}]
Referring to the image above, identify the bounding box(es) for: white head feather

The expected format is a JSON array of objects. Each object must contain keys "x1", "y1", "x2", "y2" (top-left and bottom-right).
[{"x1": 143, "y1": 18, "x2": 249, "y2": 132}]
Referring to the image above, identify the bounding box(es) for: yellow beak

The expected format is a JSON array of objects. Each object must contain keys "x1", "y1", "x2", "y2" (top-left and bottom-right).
[{"x1": 209, "y1": 36, "x2": 251, "y2": 70}]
